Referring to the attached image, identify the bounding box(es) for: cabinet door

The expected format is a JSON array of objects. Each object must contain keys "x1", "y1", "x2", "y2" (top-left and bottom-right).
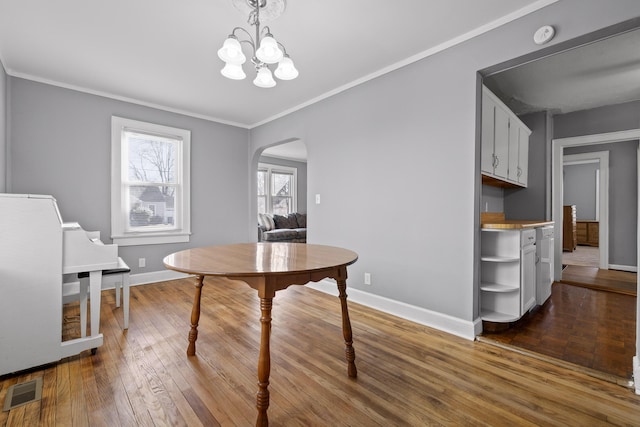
[
  {"x1": 507, "y1": 119, "x2": 519, "y2": 182},
  {"x1": 481, "y1": 95, "x2": 496, "y2": 174},
  {"x1": 521, "y1": 243, "x2": 536, "y2": 314},
  {"x1": 493, "y1": 107, "x2": 509, "y2": 179},
  {"x1": 517, "y1": 127, "x2": 529, "y2": 186}
]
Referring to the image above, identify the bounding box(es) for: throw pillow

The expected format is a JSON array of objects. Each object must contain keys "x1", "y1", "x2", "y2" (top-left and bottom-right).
[
  {"x1": 258, "y1": 213, "x2": 275, "y2": 231},
  {"x1": 295, "y1": 213, "x2": 307, "y2": 228},
  {"x1": 273, "y1": 214, "x2": 298, "y2": 229}
]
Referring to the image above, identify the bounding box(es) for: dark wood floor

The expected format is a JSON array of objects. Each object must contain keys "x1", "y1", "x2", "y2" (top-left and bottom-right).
[
  {"x1": 480, "y1": 281, "x2": 636, "y2": 382},
  {"x1": 561, "y1": 265, "x2": 637, "y2": 296},
  {"x1": 3, "y1": 278, "x2": 640, "y2": 426}
]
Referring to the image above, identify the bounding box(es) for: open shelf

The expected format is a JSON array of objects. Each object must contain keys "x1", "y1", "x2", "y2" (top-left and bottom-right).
[
  {"x1": 480, "y1": 282, "x2": 519, "y2": 293},
  {"x1": 481, "y1": 255, "x2": 519, "y2": 263},
  {"x1": 480, "y1": 309, "x2": 520, "y2": 323}
]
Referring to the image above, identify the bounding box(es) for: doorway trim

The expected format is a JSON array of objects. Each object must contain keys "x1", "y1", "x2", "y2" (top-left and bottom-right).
[
  {"x1": 562, "y1": 151, "x2": 609, "y2": 270},
  {"x1": 552, "y1": 128, "x2": 640, "y2": 395}
]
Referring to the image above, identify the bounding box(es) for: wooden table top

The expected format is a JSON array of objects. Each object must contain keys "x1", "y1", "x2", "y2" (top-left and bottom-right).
[{"x1": 163, "y1": 242, "x2": 359, "y2": 277}]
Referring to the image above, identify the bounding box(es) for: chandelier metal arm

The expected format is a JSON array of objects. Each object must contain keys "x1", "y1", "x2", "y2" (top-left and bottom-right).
[
  {"x1": 230, "y1": 27, "x2": 256, "y2": 48},
  {"x1": 276, "y1": 40, "x2": 288, "y2": 56}
]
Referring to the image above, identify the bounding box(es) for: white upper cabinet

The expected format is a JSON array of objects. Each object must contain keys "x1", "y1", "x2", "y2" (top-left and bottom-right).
[{"x1": 481, "y1": 86, "x2": 531, "y2": 188}]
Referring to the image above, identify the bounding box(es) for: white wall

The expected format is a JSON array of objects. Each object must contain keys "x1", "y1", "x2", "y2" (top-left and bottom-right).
[
  {"x1": 249, "y1": 0, "x2": 640, "y2": 336},
  {"x1": 0, "y1": 57, "x2": 6, "y2": 192}
]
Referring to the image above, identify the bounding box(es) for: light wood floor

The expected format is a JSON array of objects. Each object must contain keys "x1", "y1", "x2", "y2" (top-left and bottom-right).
[
  {"x1": 2, "y1": 278, "x2": 640, "y2": 426},
  {"x1": 563, "y1": 245, "x2": 600, "y2": 267}
]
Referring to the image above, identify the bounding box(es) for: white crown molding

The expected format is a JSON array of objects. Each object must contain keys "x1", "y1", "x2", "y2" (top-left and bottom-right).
[
  {"x1": 248, "y1": 0, "x2": 559, "y2": 128},
  {"x1": 4, "y1": 69, "x2": 250, "y2": 129},
  {"x1": 3, "y1": 0, "x2": 557, "y2": 130}
]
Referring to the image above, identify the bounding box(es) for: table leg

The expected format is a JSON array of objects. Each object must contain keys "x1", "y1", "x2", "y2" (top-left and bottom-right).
[
  {"x1": 337, "y1": 279, "x2": 357, "y2": 378},
  {"x1": 256, "y1": 297, "x2": 272, "y2": 427},
  {"x1": 187, "y1": 275, "x2": 205, "y2": 356}
]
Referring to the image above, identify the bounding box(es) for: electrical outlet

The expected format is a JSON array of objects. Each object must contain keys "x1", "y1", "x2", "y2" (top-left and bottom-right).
[
  {"x1": 364, "y1": 272, "x2": 371, "y2": 285},
  {"x1": 139, "y1": 258, "x2": 146, "y2": 268}
]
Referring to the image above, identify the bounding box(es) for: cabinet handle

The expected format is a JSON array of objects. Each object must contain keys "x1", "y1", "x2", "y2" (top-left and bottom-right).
[
  {"x1": 517, "y1": 166, "x2": 522, "y2": 177},
  {"x1": 494, "y1": 156, "x2": 499, "y2": 168}
]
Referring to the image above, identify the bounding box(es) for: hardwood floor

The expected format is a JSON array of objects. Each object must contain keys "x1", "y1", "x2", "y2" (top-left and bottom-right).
[
  {"x1": 2, "y1": 278, "x2": 640, "y2": 426},
  {"x1": 480, "y1": 282, "x2": 636, "y2": 382},
  {"x1": 561, "y1": 265, "x2": 637, "y2": 296},
  {"x1": 563, "y1": 245, "x2": 600, "y2": 267}
]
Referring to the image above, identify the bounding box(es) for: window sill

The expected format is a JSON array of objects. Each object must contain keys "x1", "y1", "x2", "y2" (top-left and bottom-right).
[{"x1": 112, "y1": 232, "x2": 191, "y2": 246}]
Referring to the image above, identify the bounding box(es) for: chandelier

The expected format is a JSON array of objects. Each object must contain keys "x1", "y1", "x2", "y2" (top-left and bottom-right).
[{"x1": 217, "y1": 0, "x2": 298, "y2": 88}]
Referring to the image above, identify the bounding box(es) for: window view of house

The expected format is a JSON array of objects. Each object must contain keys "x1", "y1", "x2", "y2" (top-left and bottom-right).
[
  {"x1": 126, "y1": 131, "x2": 178, "y2": 230},
  {"x1": 110, "y1": 116, "x2": 191, "y2": 246}
]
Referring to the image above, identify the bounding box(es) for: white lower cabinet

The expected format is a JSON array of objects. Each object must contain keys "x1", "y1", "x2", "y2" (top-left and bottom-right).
[{"x1": 481, "y1": 228, "x2": 536, "y2": 322}]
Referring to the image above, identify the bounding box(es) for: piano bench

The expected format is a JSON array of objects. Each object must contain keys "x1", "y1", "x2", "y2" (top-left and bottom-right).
[{"x1": 78, "y1": 257, "x2": 131, "y2": 329}]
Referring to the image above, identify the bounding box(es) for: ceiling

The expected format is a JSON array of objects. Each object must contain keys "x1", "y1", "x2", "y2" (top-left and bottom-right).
[
  {"x1": 0, "y1": 0, "x2": 555, "y2": 128},
  {"x1": 484, "y1": 26, "x2": 640, "y2": 115}
]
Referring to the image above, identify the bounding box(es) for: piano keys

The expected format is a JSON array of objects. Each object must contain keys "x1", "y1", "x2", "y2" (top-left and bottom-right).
[{"x1": 0, "y1": 193, "x2": 118, "y2": 376}]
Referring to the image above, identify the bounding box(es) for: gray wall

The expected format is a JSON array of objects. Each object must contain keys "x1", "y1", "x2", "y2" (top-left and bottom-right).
[
  {"x1": 555, "y1": 100, "x2": 640, "y2": 138},
  {"x1": 249, "y1": 0, "x2": 640, "y2": 323},
  {"x1": 481, "y1": 185, "x2": 503, "y2": 213},
  {"x1": 8, "y1": 77, "x2": 250, "y2": 274},
  {"x1": 563, "y1": 162, "x2": 599, "y2": 220},
  {"x1": 504, "y1": 111, "x2": 551, "y2": 220},
  {"x1": 564, "y1": 140, "x2": 638, "y2": 266},
  {"x1": 259, "y1": 155, "x2": 308, "y2": 214},
  {"x1": 0, "y1": 58, "x2": 6, "y2": 192},
  {"x1": 556, "y1": 100, "x2": 640, "y2": 267}
]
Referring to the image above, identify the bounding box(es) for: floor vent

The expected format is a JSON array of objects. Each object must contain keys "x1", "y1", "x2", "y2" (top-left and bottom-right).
[{"x1": 2, "y1": 377, "x2": 43, "y2": 411}]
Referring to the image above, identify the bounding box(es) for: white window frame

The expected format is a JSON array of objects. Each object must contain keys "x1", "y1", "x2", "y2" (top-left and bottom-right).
[
  {"x1": 258, "y1": 163, "x2": 297, "y2": 215},
  {"x1": 111, "y1": 116, "x2": 191, "y2": 246}
]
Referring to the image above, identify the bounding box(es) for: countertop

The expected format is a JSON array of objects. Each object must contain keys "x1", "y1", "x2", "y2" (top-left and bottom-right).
[
  {"x1": 481, "y1": 220, "x2": 555, "y2": 230},
  {"x1": 480, "y1": 212, "x2": 554, "y2": 229}
]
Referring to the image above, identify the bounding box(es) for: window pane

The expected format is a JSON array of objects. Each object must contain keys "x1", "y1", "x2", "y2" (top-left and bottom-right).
[
  {"x1": 271, "y1": 196, "x2": 291, "y2": 216},
  {"x1": 257, "y1": 170, "x2": 267, "y2": 196},
  {"x1": 271, "y1": 173, "x2": 292, "y2": 196},
  {"x1": 127, "y1": 132, "x2": 178, "y2": 184},
  {"x1": 258, "y1": 196, "x2": 266, "y2": 215},
  {"x1": 128, "y1": 185, "x2": 176, "y2": 228}
]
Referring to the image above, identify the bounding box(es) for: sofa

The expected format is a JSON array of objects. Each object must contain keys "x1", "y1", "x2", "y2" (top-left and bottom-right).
[{"x1": 258, "y1": 212, "x2": 307, "y2": 243}]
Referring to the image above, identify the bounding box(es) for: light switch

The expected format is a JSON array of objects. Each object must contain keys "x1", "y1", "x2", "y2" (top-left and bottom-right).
[{"x1": 315, "y1": 194, "x2": 321, "y2": 204}]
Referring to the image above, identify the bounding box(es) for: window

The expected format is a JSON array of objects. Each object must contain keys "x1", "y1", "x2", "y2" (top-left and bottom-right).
[
  {"x1": 258, "y1": 163, "x2": 297, "y2": 216},
  {"x1": 111, "y1": 116, "x2": 191, "y2": 246}
]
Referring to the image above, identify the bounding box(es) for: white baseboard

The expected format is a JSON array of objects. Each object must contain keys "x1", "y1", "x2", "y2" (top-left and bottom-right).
[
  {"x1": 111, "y1": 271, "x2": 479, "y2": 340},
  {"x1": 99, "y1": 269, "x2": 191, "y2": 290},
  {"x1": 634, "y1": 356, "x2": 639, "y2": 395},
  {"x1": 608, "y1": 264, "x2": 638, "y2": 273},
  {"x1": 130, "y1": 269, "x2": 191, "y2": 286},
  {"x1": 307, "y1": 279, "x2": 479, "y2": 341}
]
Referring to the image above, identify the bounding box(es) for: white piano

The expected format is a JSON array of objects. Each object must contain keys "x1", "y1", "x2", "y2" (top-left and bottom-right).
[{"x1": 0, "y1": 193, "x2": 118, "y2": 376}]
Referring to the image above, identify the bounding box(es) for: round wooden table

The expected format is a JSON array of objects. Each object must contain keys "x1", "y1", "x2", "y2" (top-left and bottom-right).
[{"x1": 163, "y1": 242, "x2": 358, "y2": 426}]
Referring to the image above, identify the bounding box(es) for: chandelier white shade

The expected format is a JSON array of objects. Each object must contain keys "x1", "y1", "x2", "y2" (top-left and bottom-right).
[
  {"x1": 255, "y1": 35, "x2": 283, "y2": 64},
  {"x1": 274, "y1": 55, "x2": 298, "y2": 80},
  {"x1": 217, "y1": 37, "x2": 246, "y2": 65},
  {"x1": 218, "y1": 0, "x2": 297, "y2": 88},
  {"x1": 221, "y1": 63, "x2": 247, "y2": 80},
  {"x1": 253, "y1": 66, "x2": 276, "y2": 88}
]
